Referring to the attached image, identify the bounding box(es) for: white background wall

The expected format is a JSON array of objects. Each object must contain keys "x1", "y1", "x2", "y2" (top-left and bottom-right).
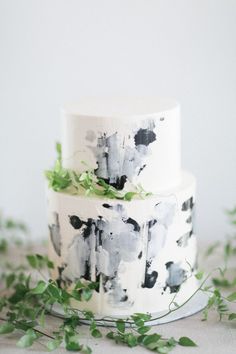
[{"x1": 0, "y1": 0, "x2": 235, "y2": 241}]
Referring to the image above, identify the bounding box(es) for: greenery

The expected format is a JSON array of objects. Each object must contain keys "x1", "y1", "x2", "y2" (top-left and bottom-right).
[
  {"x1": 0, "y1": 213, "x2": 28, "y2": 254},
  {"x1": 0, "y1": 208, "x2": 236, "y2": 352},
  {"x1": 0, "y1": 251, "x2": 196, "y2": 353},
  {"x1": 45, "y1": 142, "x2": 151, "y2": 201}
]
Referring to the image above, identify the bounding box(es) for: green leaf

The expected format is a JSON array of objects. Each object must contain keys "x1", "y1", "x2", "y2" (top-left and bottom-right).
[
  {"x1": 137, "y1": 326, "x2": 151, "y2": 334},
  {"x1": 81, "y1": 288, "x2": 93, "y2": 302},
  {"x1": 91, "y1": 328, "x2": 102, "y2": 338},
  {"x1": 14, "y1": 320, "x2": 37, "y2": 331},
  {"x1": 56, "y1": 142, "x2": 62, "y2": 158},
  {"x1": 227, "y1": 292, "x2": 236, "y2": 302},
  {"x1": 47, "y1": 259, "x2": 54, "y2": 269},
  {"x1": 47, "y1": 283, "x2": 61, "y2": 300},
  {"x1": 9, "y1": 283, "x2": 28, "y2": 303},
  {"x1": 133, "y1": 318, "x2": 145, "y2": 327},
  {"x1": 126, "y1": 333, "x2": 138, "y2": 347},
  {"x1": 65, "y1": 333, "x2": 82, "y2": 351},
  {"x1": 83, "y1": 311, "x2": 94, "y2": 320},
  {"x1": 106, "y1": 331, "x2": 114, "y2": 339},
  {"x1": 46, "y1": 338, "x2": 62, "y2": 351},
  {"x1": 81, "y1": 345, "x2": 92, "y2": 354},
  {"x1": 124, "y1": 192, "x2": 137, "y2": 201},
  {"x1": 212, "y1": 277, "x2": 233, "y2": 287},
  {"x1": 6, "y1": 273, "x2": 15, "y2": 288},
  {"x1": 74, "y1": 279, "x2": 85, "y2": 289},
  {"x1": 26, "y1": 254, "x2": 38, "y2": 268},
  {"x1": 116, "y1": 319, "x2": 125, "y2": 333},
  {"x1": 17, "y1": 329, "x2": 37, "y2": 348},
  {"x1": 88, "y1": 281, "x2": 99, "y2": 290},
  {"x1": 39, "y1": 309, "x2": 45, "y2": 327},
  {"x1": 178, "y1": 336, "x2": 197, "y2": 347},
  {"x1": 142, "y1": 333, "x2": 161, "y2": 346},
  {"x1": 195, "y1": 271, "x2": 204, "y2": 280},
  {"x1": 228, "y1": 313, "x2": 236, "y2": 320},
  {"x1": 0, "y1": 322, "x2": 15, "y2": 334},
  {"x1": 66, "y1": 340, "x2": 82, "y2": 351},
  {"x1": 30, "y1": 280, "x2": 48, "y2": 294}
]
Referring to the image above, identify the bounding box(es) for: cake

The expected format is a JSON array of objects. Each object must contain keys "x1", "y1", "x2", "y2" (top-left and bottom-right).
[{"x1": 46, "y1": 97, "x2": 198, "y2": 317}]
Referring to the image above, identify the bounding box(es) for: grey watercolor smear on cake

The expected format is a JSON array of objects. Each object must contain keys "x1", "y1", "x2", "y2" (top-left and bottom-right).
[
  {"x1": 102, "y1": 277, "x2": 129, "y2": 304},
  {"x1": 62, "y1": 200, "x2": 178, "y2": 300},
  {"x1": 87, "y1": 119, "x2": 156, "y2": 190},
  {"x1": 56, "y1": 264, "x2": 72, "y2": 288},
  {"x1": 142, "y1": 201, "x2": 176, "y2": 289},
  {"x1": 48, "y1": 212, "x2": 62, "y2": 256},
  {"x1": 164, "y1": 262, "x2": 187, "y2": 293},
  {"x1": 62, "y1": 204, "x2": 141, "y2": 304},
  {"x1": 177, "y1": 196, "x2": 195, "y2": 248}
]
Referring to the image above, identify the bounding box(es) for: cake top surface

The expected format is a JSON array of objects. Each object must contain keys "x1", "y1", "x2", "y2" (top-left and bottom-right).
[{"x1": 62, "y1": 97, "x2": 179, "y2": 118}]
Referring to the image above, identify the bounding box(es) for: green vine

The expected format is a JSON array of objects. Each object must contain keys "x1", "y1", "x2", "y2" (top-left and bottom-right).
[
  {"x1": 0, "y1": 208, "x2": 236, "y2": 352},
  {"x1": 45, "y1": 143, "x2": 151, "y2": 201}
]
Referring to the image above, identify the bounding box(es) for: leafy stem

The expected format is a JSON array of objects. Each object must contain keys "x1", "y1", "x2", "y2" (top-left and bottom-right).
[{"x1": 45, "y1": 143, "x2": 151, "y2": 201}]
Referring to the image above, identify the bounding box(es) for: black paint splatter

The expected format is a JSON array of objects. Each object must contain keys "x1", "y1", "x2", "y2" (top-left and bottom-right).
[
  {"x1": 120, "y1": 289, "x2": 128, "y2": 302},
  {"x1": 126, "y1": 217, "x2": 141, "y2": 232},
  {"x1": 69, "y1": 215, "x2": 83, "y2": 229},
  {"x1": 142, "y1": 267, "x2": 158, "y2": 289},
  {"x1": 138, "y1": 251, "x2": 143, "y2": 259},
  {"x1": 102, "y1": 175, "x2": 127, "y2": 190},
  {"x1": 138, "y1": 164, "x2": 147, "y2": 176},
  {"x1": 134, "y1": 128, "x2": 156, "y2": 146},
  {"x1": 182, "y1": 197, "x2": 194, "y2": 211},
  {"x1": 102, "y1": 203, "x2": 111, "y2": 209}
]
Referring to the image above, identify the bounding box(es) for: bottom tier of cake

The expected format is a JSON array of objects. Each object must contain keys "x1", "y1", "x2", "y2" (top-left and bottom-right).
[{"x1": 47, "y1": 171, "x2": 198, "y2": 317}]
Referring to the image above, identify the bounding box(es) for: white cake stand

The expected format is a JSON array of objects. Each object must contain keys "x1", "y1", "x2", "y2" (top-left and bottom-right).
[{"x1": 49, "y1": 291, "x2": 208, "y2": 327}]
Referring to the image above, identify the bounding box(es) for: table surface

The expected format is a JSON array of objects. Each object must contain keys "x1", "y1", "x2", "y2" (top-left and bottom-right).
[
  {"x1": 1, "y1": 310, "x2": 236, "y2": 354},
  {"x1": 0, "y1": 244, "x2": 236, "y2": 354}
]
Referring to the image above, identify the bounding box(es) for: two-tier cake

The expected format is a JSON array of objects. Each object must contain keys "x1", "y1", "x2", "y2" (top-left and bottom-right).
[{"x1": 46, "y1": 98, "x2": 198, "y2": 317}]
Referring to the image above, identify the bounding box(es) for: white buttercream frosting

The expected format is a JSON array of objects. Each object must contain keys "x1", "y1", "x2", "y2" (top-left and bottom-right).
[
  {"x1": 47, "y1": 172, "x2": 198, "y2": 316},
  {"x1": 61, "y1": 97, "x2": 181, "y2": 193}
]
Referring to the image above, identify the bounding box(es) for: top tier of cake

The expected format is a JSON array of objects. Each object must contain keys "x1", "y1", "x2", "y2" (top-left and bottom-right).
[{"x1": 61, "y1": 97, "x2": 181, "y2": 193}]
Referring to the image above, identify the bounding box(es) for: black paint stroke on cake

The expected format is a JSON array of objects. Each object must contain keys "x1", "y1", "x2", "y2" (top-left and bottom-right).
[
  {"x1": 177, "y1": 196, "x2": 196, "y2": 248},
  {"x1": 176, "y1": 229, "x2": 193, "y2": 247},
  {"x1": 88, "y1": 120, "x2": 156, "y2": 189},
  {"x1": 48, "y1": 212, "x2": 62, "y2": 256},
  {"x1": 182, "y1": 196, "x2": 194, "y2": 212}
]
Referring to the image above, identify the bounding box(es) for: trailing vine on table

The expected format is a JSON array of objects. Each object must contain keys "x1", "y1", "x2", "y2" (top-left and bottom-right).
[{"x1": 0, "y1": 208, "x2": 236, "y2": 352}]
